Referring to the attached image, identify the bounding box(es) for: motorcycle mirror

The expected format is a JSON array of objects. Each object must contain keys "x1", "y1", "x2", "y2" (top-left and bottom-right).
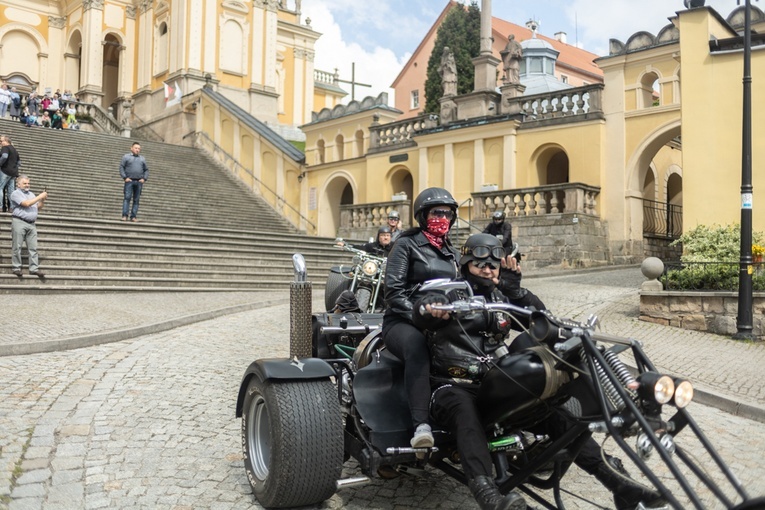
[
  {"x1": 419, "y1": 278, "x2": 473, "y2": 296},
  {"x1": 509, "y1": 242, "x2": 519, "y2": 259}
]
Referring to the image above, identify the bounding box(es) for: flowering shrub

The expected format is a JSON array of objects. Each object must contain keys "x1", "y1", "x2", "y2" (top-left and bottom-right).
[
  {"x1": 664, "y1": 224, "x2": 765, "y2": 291},
  {"x1": 753, "y1": 244, "x2": 765, "y2": 257}
]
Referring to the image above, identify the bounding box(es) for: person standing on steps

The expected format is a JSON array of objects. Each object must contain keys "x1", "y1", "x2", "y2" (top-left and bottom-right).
[
  {"x1": 10, "y1": 175, "x2": 47, "y2": 278},
  {"x1": 119, "y1": 141, "x2": 149, "y2": 222}
]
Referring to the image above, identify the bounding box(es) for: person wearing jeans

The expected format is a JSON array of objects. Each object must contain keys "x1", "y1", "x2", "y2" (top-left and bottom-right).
[{"x1": 119, "y1": 141, "x2": 149, "y2": 221}]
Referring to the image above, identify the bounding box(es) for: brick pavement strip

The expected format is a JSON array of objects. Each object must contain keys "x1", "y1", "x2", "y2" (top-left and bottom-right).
[{"x1": 1, "y1": 295, "x2": 765, "y2": 509}]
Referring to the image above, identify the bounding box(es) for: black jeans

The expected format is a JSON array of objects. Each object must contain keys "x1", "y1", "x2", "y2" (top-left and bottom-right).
[
  {"x1": 431, "y1": 384, "x2": 492, "y2": 480},
  {"x1": 382, "y1": 317, "x2": 431, "y2": 427}
]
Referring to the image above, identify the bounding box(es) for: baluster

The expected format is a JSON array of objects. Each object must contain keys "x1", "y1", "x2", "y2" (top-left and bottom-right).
[
  {"x1": 527, "y1": 192, "x2": 538, "y2": 215},
  {"x1": 549, "y1": 192, "x2": 560, "y2": 214},
  {"x1": 517, "y1": 194, "x2": 527, "y2": 217},
  {"x1": 576, "y1": 94, "x2": 586, "y2": 114},
  {"x1": 565, "y1": 95, "x2": 575, "y2": 116},
  {"x1": 537, "y1": 192, "x2": 547, "y2": 215}
]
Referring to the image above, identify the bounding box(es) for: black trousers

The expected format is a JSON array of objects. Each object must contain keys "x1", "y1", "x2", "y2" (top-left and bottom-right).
[
  {"x1": 382, "y1": 317, "x2": 431, "y2": 426},
  {"x1": 430, "y1": 384, "x2": 492, "y2": 480}
]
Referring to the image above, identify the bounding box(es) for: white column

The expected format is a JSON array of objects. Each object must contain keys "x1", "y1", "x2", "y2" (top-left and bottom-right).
[
  {"x1": 263, "y1": 0, "x2": 278, "y2": 90},
  {"x1": 80, "y1": 1, "x2": 104, "y2": 98},
  {"x1": 136, "y1": 1, "x2": 152, "y2": 90},
  {"x1": 169, "y1": 0, "x2": 187, "y2": 74},
  {"x1": 188, "y1": 0, "x2": 203, "y2": 72},
  {"x1": 418, "y1": 147, "x2": 428, "y2": 192},
  {"x1": 473, "y1": 138, "x2": 485, "y2": 192},
  {"x1": 47, "y1": 16, "x2": 66, "y2": 89},
  {"x1": 502, "y1": 133, "x2": 516, "y2": 189},
  {"x1": 204, "y1": 0, "x2": 217, "y2": 73},
  {"x1": 250, "y1": 3, "x2": 265, "y2": 86}
]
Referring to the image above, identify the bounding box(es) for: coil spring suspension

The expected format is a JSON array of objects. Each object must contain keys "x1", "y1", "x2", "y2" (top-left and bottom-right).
[
  {"x1": 602, "y1": 349, "x2": 638, "y2": 401},
  {"x1": 582, "y1": 347, "x2": 626, "y2": 411}
]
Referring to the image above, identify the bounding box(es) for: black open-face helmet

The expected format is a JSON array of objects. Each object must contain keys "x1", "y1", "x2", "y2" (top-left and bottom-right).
[
  {"x1": 387, "y1": 210, "x2": 400, "y2": 220},
  {"x1": 492, "y1": 211, "x2": 506, "y2": 221},
  {"x1": 413, "y1": 187, "x2": 458, "y2": 228},
  {"x1": 459, "y1": 233, "x2": 506, "y2": 271},
  {"x1": 378, "y1": 226, "x2": 392, "y2": 235}
]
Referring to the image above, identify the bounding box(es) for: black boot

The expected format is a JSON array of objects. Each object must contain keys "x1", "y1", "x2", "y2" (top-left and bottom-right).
[
  {"x1": 594, "y1": 456, "x2": 667, "y2": 510},
  {"x1": 468, "y1": 475, "x2": 527, "y2": 510}
]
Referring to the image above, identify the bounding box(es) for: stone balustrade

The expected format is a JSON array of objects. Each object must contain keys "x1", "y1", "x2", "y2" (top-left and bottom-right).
[
  {"x1": 314, "y1": 69, "x2": 338, "y2": 85},
  {"x1": 74, "y1": 102, "x2": 122, "y2": 136},
  {"x1": 513, "y1": 84, "x2": 604, "y2": 121},
  {"x1": 368, "y1": 114, "x2": 438, "y2": 154},
  {"x1": 337, "y1": 200, "x2": 412, "y2": 240},
  {"x1": 473, "y1": 182, "x2": 600, "y2": 219}
]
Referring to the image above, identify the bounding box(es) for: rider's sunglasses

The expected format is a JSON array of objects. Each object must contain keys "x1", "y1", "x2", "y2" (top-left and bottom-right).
[
  {"x1": 473, "y1": 260, "x2": 499, "y2": 270},
  {"x1": 388, "y1": 217, "x2": 399, "y2": 222},
  {"x1": 428, "y1": 209, "x2": 455, "y2": 220},
  {"x1": 461, "y1": 245, "x2": 506, "y2": 260}
]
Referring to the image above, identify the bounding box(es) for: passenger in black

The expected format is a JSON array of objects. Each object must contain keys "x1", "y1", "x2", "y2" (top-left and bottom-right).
[
  {"x1": 415, "y1": 233, "x2": 664, "y2": 510},
  {"x1": 383, "y1": 187, "x2": 460, "y2": 452}
]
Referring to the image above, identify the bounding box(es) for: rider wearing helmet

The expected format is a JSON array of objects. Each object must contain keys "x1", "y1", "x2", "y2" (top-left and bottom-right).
[
  {"x1": 360, "y1": 225, "x2": 393, "y2": 257},
  {"x1": 414, "y1": 233, "x2": 664, "y2": 510},
  {"x1": 383, "y1": 187, "x2": 459, "y2": 452},
  {"x1": 387, "y1": 210, "x2": 403, "y2": 243},
  {"x1": 483, "y1": 210, "x2": 513, "y2": 252}
]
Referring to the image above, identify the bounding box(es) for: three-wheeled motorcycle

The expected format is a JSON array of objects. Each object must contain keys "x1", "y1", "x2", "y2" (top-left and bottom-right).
[{"x1": 234, "y1": 255, "x2": 765, "y2": 509}]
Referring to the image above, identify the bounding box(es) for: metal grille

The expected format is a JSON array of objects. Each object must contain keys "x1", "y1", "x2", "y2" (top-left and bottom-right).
[
  {"x1": 643, "y1": 199, "x2": 682, "y2": 239},
  {"x1": 289, "y1": 281, "x2": 313, "y2": 358}
]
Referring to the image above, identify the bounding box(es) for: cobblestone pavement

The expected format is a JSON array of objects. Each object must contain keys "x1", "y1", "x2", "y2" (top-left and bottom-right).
[
  {"x1": 522, "y1": 269, "x2": 765, "y2": 415},
  {"x1": 1, "y1": 293, "x2": 765, "y2": 509}
]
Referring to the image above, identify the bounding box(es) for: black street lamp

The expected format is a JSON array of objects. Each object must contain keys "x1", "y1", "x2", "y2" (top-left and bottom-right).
[{"x1": 734, "y1": 0, "x2": 758, "y2": 340}]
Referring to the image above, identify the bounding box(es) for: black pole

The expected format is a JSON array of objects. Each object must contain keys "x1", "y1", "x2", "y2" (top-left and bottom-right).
[{"x1": 735, "y1": 0, "x2": 755, "y2": 340}]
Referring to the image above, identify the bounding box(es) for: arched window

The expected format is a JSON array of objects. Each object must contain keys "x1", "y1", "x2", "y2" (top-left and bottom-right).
[
  {"x1": 335, "y1": 134, "x2": 344, "y2": 161},
  {"x1": 221, "y1": 19, "x2": 244, "y2": 74},
  {"x1": 354, "y1": 130, "x2": 364, "y2": 158},
  {"x1": 154, "y1": 22, "x2": 169, "y2": 74},
  {"x1": 316, "y1": 139, "x2": 325, "y2": 164},
  {"x1": 639, "y1": 71, "x2": 660, "y2": 108}
]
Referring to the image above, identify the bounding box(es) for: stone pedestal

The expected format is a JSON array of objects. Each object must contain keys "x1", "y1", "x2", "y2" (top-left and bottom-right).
[
  {"x1": 453, "y1": 90, "x2": 501, "y2": 120},
  {"x1": 439, "y1": 96, "x2": 457, "y2": 125},
  {"x1": 77, "y1": 86, "x2": 104, "y2": 106},
  {"x1": 500, "y1": 83, "x2": 526, "y2": 115}
]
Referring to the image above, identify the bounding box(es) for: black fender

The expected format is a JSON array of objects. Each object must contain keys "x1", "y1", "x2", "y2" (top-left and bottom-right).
[{"x1": 235, "y1": 357, "x2": 336, "y2": 417}]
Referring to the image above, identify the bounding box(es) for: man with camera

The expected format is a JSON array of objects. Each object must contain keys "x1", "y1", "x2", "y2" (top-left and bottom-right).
[{"x1": 10, "y1": 175, "x2": 48, "y2": 278}]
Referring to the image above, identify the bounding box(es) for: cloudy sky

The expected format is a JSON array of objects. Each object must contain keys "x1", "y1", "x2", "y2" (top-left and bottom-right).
[{"x1": 300, "y1": 0, "x2": 739, "y2": 102}]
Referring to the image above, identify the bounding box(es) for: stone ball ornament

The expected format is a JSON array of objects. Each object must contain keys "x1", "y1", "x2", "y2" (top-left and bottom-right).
[{"x1": 641, "y1": 257, "x2": 665, "y2": 281}]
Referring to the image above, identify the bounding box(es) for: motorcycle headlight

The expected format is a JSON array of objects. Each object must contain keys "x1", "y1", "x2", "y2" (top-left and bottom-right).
[
  {"x1": 673, "y1": 379, "x2": 694, "y2": 408},
  {"x1": 637, "y1": 372, "x2": 675, "y2": 405},
  {"x1": 352, "y1": 255, "x2": 362, "y2": 265},
  {"x1": 361, "y1": 260, "x2": 379, "y2": 276}
]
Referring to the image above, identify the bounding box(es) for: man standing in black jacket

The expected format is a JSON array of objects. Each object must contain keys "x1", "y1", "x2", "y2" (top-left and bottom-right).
[
  {"x1": 0, "y1": 135, "x2": 20, "y2": 212},
  {"x1": 483, "y1": 211, "x2": 513, "y2": 252}
]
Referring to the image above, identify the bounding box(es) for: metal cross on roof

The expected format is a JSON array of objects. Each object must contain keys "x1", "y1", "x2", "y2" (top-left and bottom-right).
[{"x1": 335, "y1": 63, "x2": 372, "y2": 101}]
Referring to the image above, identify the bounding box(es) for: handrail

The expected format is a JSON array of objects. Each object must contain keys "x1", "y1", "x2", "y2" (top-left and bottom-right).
[
  {"x1": 192, "y1": 131, "x2": 316, "y2": 233},
  {"x1": 72, "y1": 101, "x2": 122, "y2": 136},
  {"x1": 130, "y1": 110, "x2": 165, "y2": 142}
]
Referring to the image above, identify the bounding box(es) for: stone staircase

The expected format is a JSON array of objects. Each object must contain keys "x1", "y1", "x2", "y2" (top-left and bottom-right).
[{"x1": 0, "y1": 118, "x2": 348, "y2": 291}]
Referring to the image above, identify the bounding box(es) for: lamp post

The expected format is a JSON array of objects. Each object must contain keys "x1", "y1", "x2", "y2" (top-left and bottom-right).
[{"x1": 734, "y1": 0, "x2": 757, "y2": 340}]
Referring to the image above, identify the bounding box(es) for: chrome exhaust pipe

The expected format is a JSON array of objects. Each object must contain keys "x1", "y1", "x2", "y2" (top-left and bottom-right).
[{"x1": 335, "y1": 476, "x2": 370, "y2": 490}]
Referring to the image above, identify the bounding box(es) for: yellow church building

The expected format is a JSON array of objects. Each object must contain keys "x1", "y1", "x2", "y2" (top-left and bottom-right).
[{"x1": 1, "y1": 1, "x2": 763, "y2": 269}]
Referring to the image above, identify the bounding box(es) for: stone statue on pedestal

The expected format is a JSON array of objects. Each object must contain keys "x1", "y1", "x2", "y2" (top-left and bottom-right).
[
  {"x1": 500, "y1": 34, "x2": 522, "y2": 85},
  {"x1": 438, "y1": 46, "x2": 458, "y2": 97}
]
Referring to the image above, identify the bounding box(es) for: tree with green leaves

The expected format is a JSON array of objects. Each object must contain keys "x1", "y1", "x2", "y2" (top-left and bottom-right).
[{"x1": 424, "y1": 1, "x2": 481, "y2": 114}]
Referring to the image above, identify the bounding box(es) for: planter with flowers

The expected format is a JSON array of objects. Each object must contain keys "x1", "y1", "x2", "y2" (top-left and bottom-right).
[{"x1": 754, "y1": 244, "x2": 764, "y2": 264}]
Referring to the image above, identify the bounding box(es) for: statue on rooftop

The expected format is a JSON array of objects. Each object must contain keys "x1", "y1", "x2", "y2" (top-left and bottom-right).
[
  {"x1": 501, "y1": 34, "x2": 523, "y2": 85},
  {"x1": 438, "y1": 46, "x2": 458, "y2": 97}
]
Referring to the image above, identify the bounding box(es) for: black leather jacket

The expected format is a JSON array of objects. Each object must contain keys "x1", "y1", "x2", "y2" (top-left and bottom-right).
[
  {"x1": 383, "y1": 231, "x2": 459, "y2": 323},
  {"x1": 483, "y1": 221, "x2": 513, "y2": 252},
  {"x1": 359, "y1": 241, "x2": 391, "y2": 258}
]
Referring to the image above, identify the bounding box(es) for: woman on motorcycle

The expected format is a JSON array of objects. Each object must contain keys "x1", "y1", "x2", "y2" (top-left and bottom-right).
[
  {"x1": 414, "y1": 233, "x2": 664, "y2": 510},
  {"x1": 383, "y1": 187, "x2": 460, "y2": 451}
]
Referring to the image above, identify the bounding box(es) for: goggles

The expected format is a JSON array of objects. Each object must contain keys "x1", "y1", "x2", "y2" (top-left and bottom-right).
[
  {"x1": 428, "y1": 209, "x2": 455, "y2": 220},
  {"x1": 461, "y1": 245, "x2": 506, "y2": 260},
  {"x1": 388, "y1": 217, "x2": 399, "y2": 221},
  {"x1": 473, "y1": 260, "x2": 500, "y2": 270}
]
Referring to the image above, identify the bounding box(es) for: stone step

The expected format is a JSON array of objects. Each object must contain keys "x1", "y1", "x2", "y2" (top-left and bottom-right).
[{"x1": 0, "y1": 273, "x2": 323, "y2": 289}]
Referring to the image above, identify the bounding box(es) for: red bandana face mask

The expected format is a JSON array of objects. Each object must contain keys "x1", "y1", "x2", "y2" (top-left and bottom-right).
[{"x1": 426, "y1": 217, "x2": 451, "y2": 236}]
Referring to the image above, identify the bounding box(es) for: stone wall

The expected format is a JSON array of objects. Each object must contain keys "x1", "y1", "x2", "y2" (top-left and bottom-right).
[
  {"x1": 640, "y1": 291, "x2": 765, "y2": 338},
  {"x1": 478, "y1": 213, "x2": 612, "y2": 270},
  {"x1": 643, "y1": 235, "x2": 682, "y2": 261}
]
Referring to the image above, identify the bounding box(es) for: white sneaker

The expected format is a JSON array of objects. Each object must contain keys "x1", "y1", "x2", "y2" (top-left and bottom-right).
[{"x1": 410, "y1": 423, "x2": 434, "y2": 449}]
